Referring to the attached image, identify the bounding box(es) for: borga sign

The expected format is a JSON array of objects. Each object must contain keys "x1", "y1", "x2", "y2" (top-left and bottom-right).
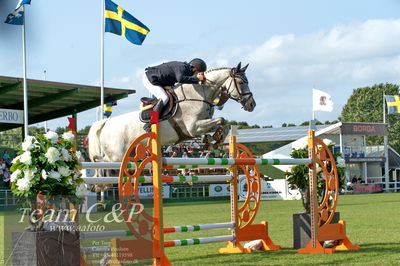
[{"x1": 0, "y1": 108, "x2": 23, "y2": 124}]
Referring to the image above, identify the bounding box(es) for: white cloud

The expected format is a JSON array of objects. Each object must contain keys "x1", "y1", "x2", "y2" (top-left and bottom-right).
[{"x1": 207, "y1": 19, "x2": 400, "y2": 126}]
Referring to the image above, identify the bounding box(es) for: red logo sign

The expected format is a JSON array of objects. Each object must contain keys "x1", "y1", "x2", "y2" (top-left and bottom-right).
[{"x1": 353, "y1": 125, "x2": 376, "y2": 133}]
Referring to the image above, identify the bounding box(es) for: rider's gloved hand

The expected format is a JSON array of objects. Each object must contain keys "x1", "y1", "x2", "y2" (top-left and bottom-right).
[{"x1": 197, "y1": 73, "x2": 205, "y2": 84}]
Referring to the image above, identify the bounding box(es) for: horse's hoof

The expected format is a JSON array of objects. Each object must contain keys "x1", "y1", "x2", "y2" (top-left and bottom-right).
[
  {"x1": 213, "y1": 143, "x2": 221, "y2": 150},
  {"x1": 202, "y1": 134, "x2": 212, "y2": 144}
]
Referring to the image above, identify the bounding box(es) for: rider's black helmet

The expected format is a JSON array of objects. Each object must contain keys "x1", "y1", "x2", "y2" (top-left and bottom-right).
[{"x1": 189, "y1": 58, "x2": 207, "y2": 72}]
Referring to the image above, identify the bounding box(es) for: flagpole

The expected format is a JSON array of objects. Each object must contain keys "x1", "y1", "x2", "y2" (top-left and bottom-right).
[
  {"x1": 22, "y1": 8, "x2": 28, "y2": 138},
  {"x1": 100, "y1": 0, "x2": 105, "y2": 203},
  {"x1": 312, "y1": 88, "x2": 315, "y2": 122},
  {"x1": 100, "y1": 0, "x2": 105, "y2": 121},
  {"x1": 383, "y1": 92, "x2": 386, "y2": 124}
]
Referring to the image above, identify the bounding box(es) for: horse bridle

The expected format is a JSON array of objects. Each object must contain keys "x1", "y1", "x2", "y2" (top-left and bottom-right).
[
  {"x1": 170, "y1": 68, "x2": 252, "y2": 142},
  {"x1": 226, "y1": 69, "x2": 252, "y2": 103},
  {"x1": 177, "y1": 68, "x2": 252, "y2": 107},
  {"x1": 205, "y1": 68, "x2": 252, "y2": 103}
]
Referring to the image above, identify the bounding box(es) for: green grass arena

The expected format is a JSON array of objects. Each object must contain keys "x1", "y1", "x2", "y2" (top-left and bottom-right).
[{"x1": 1, "y1": 193, "x2": 399, "y2": 265}]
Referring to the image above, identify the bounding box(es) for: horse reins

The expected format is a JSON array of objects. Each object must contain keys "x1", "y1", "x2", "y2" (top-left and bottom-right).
[{"x1": 169, "y1": 68, "x2": 251, "y2": 142}]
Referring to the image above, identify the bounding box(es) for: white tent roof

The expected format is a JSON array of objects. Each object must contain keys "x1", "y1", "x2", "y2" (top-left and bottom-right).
[{"x1": 262, "y1": 122, "x2": 343, "y2": 172}]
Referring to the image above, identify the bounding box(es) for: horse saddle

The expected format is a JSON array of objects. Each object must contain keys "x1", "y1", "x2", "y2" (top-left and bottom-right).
[{"x1": 139, "y1": 87, "x2": 178, "y2": 123}]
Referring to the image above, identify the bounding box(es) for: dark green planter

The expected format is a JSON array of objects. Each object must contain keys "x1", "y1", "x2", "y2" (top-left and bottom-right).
[
  {"x1": 12, "y1": 230, "x2": 80, "y2": 266},
  {"x1": 293, "y1": 212, "x2": 340, "y2": 249}
]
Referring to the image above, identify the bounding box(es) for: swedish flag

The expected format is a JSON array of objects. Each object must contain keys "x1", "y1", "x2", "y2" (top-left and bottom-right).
[
  {"x1": 104, "y1": 101, "x2": 117, "y2": 118},
  {"x1": 105, "y1": 0, "x2": 150, "y2": 45},
  {"x1": 385, "y1": 95, "x2": 400, "y2": 114},
  {"x1": 4, "y1": 0, "x2": 31, "y2": 25}
]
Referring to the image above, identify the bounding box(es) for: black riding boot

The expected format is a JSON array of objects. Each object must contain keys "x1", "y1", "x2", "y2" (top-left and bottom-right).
[{"x1": 143, "y1": 100, "x2": 164, "y2": 132}]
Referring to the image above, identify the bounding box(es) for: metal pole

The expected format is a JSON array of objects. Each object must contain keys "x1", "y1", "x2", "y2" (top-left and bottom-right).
[
  {"x1": 100, "y1": 0, "x2": 105, "y2": 121},
  {"x1": 22, "y1": 12, "x2": 28, "y2": 138},
  {"x1": 384, "y1": 135, "x2": 389, "y2": 192},
  {"x1": 383, "y1": 92, "x2": 386, "y2": 124},
  {"x1": 99, "y1": 1, "x2": 106, "y2": 203},
  {"x1": 43, "y1": 70, "x2": 48, "y2": 132}
]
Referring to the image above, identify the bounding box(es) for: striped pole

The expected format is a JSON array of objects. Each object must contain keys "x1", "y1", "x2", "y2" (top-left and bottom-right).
[
  {"x1": 80, "y1": 157, "x2": 311, "y2": 170},
  {"x1": 163, "y1": 157, "x2": 311, "y2": 166},
  {"x1": 83, "y1": 175, "x2": 232, "y2": 185},
  {"x1": 81, "y1": 161, "x2": 231, "y2": 170},
  {"x1": 164, "y1": 222, "x2": 234, "y2": 234},
  {"x1": 80, "y1": 222, "x2": 233, "y2": 240},
  {"x1": 164, "y1": 235, "x2": 234, "y2": 247}
]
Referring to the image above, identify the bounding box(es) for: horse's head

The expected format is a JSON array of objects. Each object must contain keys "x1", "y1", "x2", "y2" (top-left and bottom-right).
[{"x1": 222, "y1": 62, "x2": 256, "y2": 112}]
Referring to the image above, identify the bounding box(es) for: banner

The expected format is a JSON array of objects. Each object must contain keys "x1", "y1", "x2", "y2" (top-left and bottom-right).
[
  {"x1": 138, "y1": 184, "x2": 170, "y2": 199},
  {"x1": 210, "y1": 184, "x2": 230, "y2": 197},
  {"x1": 341, "y1": 122, "x2": 388, "y2": 136},
  {"x1": 238, "y1": 175, "x2": 301, "y2": 201},
  {"x1": 0, "y1": 108, "x2": 23, "y2": 124},
  {"x1": 353, "y1": 184, "x2": 383, "y2": 194}
]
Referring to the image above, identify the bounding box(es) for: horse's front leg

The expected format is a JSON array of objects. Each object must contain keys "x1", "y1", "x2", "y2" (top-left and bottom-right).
[
  {"x1": 193, "y1": 117, "x2": 226, "y2": 134},
  {"x1": 193, "y1": 117, "x2": 227, "y2": 149},
  {"x1": 212, "y1": 125, "x2": 230, "y2": 149}
]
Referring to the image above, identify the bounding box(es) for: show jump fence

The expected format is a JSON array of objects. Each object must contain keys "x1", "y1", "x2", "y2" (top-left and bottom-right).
[{"x1": 79, "y1": 123, "x2": 359, "y2": 266}]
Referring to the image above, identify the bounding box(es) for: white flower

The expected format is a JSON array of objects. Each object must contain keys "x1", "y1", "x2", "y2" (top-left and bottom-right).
[
  {"x1": 336, "y1": 156, "x2": 346, "y2": 168},
  {"x1": 16, "y1": 177, "x2": 31, "y2": 191},
  {"x1": 44, "y1": 131, "x2": 58, "y2": 144},
  {"x1": 59, "y1": 166, "x2": 71, "y2": 177},
  {"x1": 41, "y1": 169, "x2": 48, "y2": 180},
  {"x1": 19, "y1": 151, "x2": 32, "y2": 165},
  {"x1": 45, "y1": 147, "x2": 60, "y2": 164},
  {"x1": 10, "y1": 169, "x2": 22, "y2": 183},
  {"x1": 323, "y1": 139, "x2": 333, "y2": 146},
  {"x1": 75, "y1": 184, "x2": 87, "y2": 198},
  {"x1": 21, "y1": 136, "x2": 38, "y2": 151},
  {"x1": 61, "y1": 148, "x2": 72, "y2": 162},
  {"x1": 67, "y1": 178, "x2": 73, "y2": 185},
  {"x1": 12, "y1": 155, "x2": 21, "y2": 164},
  {"x1": 62, "y1": 132, "x2": 75, "y2": 143},
  {"x1": 49, "y1": 170, "x2": 61, "y2": 181},
  {"x1": 23, "y1": 168, "x2": 37, "y2": 180}
]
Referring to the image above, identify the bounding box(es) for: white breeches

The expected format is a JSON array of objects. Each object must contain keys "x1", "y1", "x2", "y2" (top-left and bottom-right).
[{"x1": 142, "y1": 74, "x2": 169, "y2": 105}]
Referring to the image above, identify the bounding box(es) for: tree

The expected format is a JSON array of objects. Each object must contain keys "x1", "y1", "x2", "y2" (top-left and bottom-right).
[
  {"x1": 341, "y1": 83, "x2": 400, "y2": 152},
  {"x1": 78, "y1": 125, "x2": 91, "y2": 134},
  {"x1": 55, "y1": 127, "x2": 67, "y2": 135}
]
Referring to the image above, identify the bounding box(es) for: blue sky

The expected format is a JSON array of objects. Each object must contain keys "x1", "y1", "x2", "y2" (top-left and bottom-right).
[{"x1": 1, "y1": 0, "x2": 400, "y2": 130}]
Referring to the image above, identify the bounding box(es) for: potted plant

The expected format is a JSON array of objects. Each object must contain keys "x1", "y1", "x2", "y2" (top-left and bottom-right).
[
  {"x1": 9, "y1": 131, "x2": 86, "y2": 265},
  {"x1": 285, "y1": 138, "x2": 346, "y2": 249}
]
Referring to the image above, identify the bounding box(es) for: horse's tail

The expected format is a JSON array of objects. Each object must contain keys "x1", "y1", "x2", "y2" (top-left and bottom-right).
[{"x1": 88, "y1": 119, "x2": 107, "y2": 162}]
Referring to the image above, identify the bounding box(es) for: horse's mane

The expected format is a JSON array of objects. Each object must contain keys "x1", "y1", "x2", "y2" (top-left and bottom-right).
[{"x1": 204, "y1": 67, "x2": 231, "y2": 74}]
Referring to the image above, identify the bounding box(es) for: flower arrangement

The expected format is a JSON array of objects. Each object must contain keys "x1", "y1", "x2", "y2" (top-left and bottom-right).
[
  {"x1": 285, "y1": 139, "x2": 346, "y2": 212},
  {"x1": 10, "y1": 131, "x2": 86, "y2": 199}
]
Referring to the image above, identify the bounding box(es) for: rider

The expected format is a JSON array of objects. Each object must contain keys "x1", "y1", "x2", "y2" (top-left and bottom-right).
[{"x1": 142, "y1": 58, "x2": 207, "y2": 130}]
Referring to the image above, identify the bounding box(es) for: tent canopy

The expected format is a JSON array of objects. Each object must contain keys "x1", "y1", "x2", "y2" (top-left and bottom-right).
[{"x1": 0, "y1": 76, "x2": 135, "y2": 132}]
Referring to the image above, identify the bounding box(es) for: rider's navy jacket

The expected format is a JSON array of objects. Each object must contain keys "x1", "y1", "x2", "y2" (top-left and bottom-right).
[{"x1": 145, "y1": 61, "x2": 199, "y2": 87}]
